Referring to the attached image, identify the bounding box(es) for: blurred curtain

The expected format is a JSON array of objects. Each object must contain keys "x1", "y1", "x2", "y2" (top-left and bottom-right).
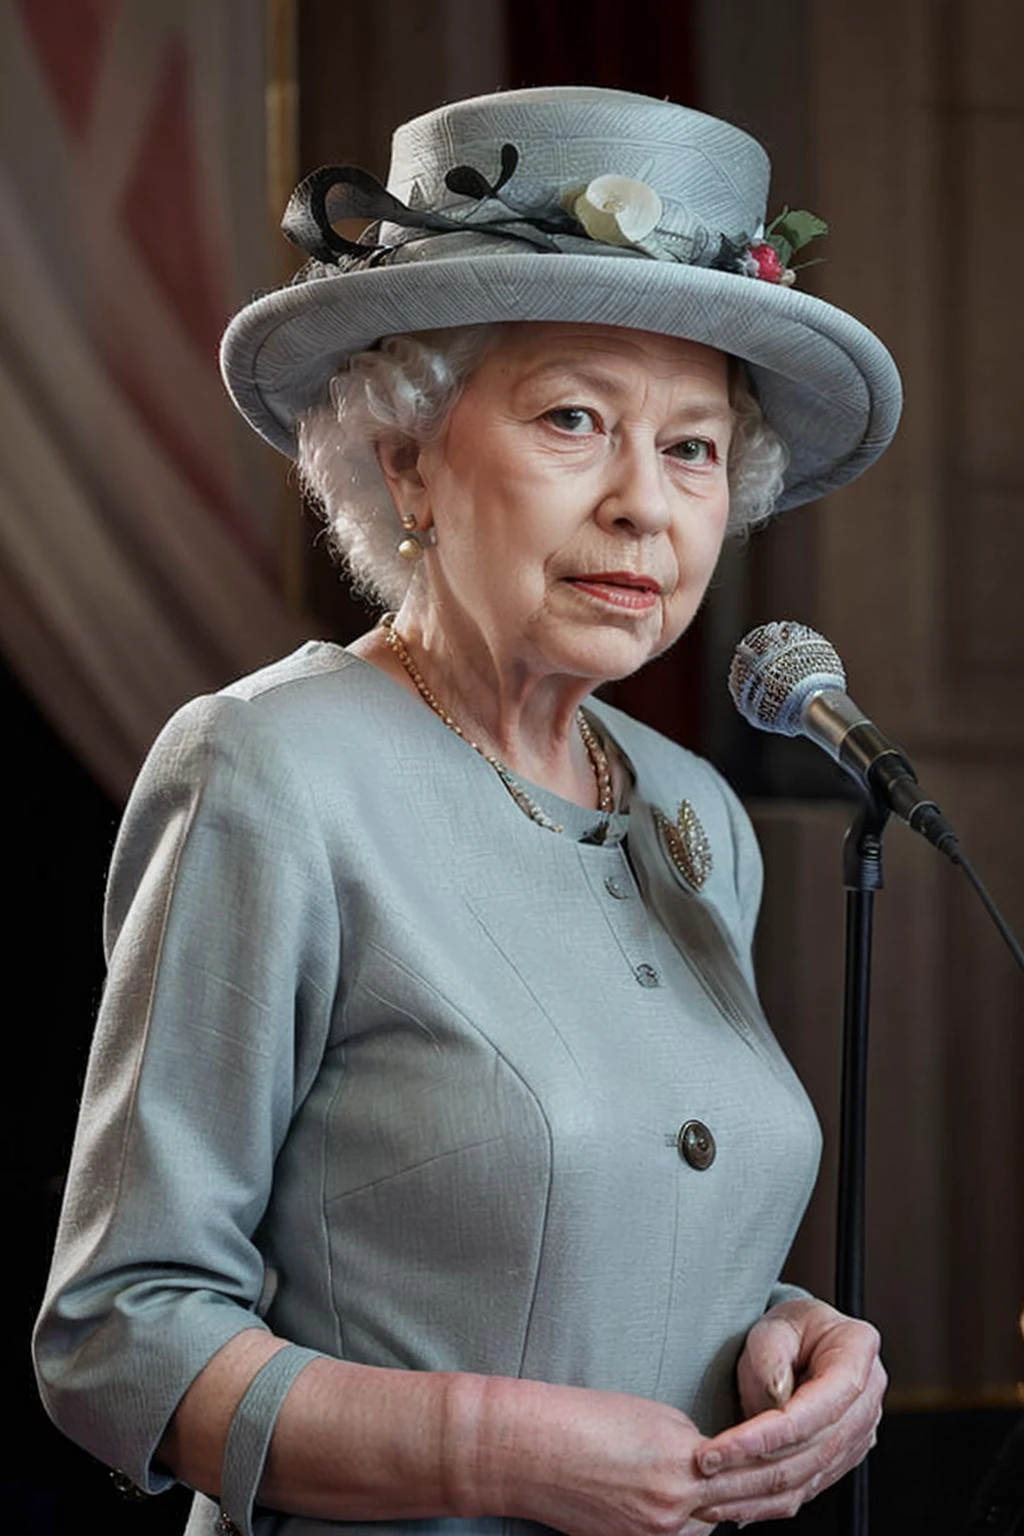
[{"x1": 0, "y1": 0, "x2": 304, "y2": 799}]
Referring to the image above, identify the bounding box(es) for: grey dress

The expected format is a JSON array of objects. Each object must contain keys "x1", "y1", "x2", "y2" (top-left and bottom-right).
[{"x1": 33, "y1": 642, "x2": 822, "y2": 1535}]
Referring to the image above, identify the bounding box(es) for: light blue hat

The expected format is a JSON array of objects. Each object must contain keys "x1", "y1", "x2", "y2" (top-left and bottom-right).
[{"x1": 220, "y1": 85, "x2": 902, "y2": 511}]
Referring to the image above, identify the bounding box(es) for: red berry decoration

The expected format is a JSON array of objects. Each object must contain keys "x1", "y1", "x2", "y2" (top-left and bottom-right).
[
  {"x1": 715, "y1": 209, "x2": 827, "y2": 287},
  {"x1": 749, "y1": 241, "x2": 786, "y2": 282}
]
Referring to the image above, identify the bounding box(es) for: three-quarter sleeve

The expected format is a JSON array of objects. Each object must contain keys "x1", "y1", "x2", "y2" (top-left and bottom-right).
[{"x1": 33, "y1": 693, "x2": 341, "y2": 1492}]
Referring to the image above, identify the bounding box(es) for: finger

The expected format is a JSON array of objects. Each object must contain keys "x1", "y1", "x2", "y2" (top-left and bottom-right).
[
  {"x1": 694, "y1": 1381, "x2": 883, "y2": 1515},
  {"x1": 737, "y1": 1353, "x2": 794, "y2": 1417},
  {"x1": 737, "y1": 1313, "x2": 802, "y2": 1415},
  {"x1": 695, "y1": 1441, "x2": 868, "y2": 1527},
  {"x1": 755, "y1": 1352, "x2": 885, "y2": 1453},
  {"x1": 699, "y1": 1376, "x2": 880, "y2": 1477},
  {"x1": 695, "y1": 1482, "x2": 821, "y2": 1526},
  {"x1": 694, "y1": 1430, "x2": 876, "y2": 1524},
  {"x1": 700, "y1": 1351, "x2": 885, "y2": 1473}
]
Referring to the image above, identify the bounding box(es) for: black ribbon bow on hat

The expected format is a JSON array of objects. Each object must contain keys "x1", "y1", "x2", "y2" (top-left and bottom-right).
[{"x1": 281, "y1": 143, "x2": 585, "y2": 268}]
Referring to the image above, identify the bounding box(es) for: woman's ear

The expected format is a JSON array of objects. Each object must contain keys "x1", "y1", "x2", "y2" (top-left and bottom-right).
[{"x1": 376, "y1": 436, "x2": 432, "y2": 528}]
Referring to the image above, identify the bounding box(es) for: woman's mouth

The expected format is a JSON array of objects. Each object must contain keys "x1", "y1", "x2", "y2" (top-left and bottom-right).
[{"x1": 564, "y1": 573, "x2": 662, "y2": 611}]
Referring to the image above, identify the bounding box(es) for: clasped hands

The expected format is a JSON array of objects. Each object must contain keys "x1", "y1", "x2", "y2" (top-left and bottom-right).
[
  {"x1": 684, "y1": 1297, "x2": 886, "y2": 1530},
  {"x1": 506, "y1": 1297, "x2": 885, "y2": 1536}
]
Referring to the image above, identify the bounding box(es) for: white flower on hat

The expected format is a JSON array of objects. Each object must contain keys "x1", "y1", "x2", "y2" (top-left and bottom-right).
[{"x1": 572, "y1": 175, "x2": 663, "y2": 248}]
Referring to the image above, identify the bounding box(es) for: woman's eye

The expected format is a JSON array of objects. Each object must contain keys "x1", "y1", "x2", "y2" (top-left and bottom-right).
[
  {"x1": 545, "y1": 406, "x2": 598, "y2": 434},
  {"x1": 669, "y1": 437, "x2": 716, "y2": 466}
]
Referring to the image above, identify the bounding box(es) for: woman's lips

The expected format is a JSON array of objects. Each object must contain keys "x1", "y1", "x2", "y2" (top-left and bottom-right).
[{"x1": 564, "y1": 573, "x2": 661, "y2": 611}]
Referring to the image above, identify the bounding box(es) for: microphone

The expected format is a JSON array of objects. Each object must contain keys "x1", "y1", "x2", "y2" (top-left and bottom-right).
[{"x1": 728, "y1": 621, "x2": 959, "y2": 857}]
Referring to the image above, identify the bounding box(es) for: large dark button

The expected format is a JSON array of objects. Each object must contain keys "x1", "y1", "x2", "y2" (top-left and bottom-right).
[{"x1": 677, "y1": 1120, "x2": 716, "y2": 1170}]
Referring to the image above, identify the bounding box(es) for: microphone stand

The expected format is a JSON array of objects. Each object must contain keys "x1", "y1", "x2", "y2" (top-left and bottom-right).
[{"x1": 835, "y1": 794, "x2": 889, "y2": 1536}]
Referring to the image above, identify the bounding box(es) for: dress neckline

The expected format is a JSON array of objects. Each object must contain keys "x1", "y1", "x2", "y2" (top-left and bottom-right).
[{"x1": 332, "y1": 640, "x2": 635, "y2": 844}]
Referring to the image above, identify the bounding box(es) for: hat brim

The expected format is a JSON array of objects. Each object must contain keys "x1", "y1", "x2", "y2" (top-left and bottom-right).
[{"x1": 220, "y1": 252, "x2": 901, "y2": 511}]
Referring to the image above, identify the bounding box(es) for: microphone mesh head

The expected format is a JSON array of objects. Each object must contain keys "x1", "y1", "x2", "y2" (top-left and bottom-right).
[{"x1": 728, "y1": 621, "x2": 846, "y2": 735}]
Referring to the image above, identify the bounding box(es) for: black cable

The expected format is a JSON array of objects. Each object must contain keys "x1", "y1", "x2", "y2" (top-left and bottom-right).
[{"x1": 950, "y1": 846, "x2": 1024, "y2": 972}]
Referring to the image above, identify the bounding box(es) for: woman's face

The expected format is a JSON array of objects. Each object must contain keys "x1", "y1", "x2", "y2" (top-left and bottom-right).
[{"x1": 400, "y1": 322, "x2": 733, "y2": 686}]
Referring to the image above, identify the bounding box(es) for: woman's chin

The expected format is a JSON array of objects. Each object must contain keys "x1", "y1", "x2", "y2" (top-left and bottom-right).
[{"x1": 539, "y1": 623, "x2": 668, "y2": 686}]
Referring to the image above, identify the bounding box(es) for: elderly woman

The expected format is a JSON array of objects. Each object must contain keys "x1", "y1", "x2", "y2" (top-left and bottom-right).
[{"x1": 34, "y1": 87, "x2": 900, "y2": 1535}]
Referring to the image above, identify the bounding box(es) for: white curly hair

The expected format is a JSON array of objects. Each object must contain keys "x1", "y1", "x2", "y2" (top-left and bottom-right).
[{"x1": 296, "y1": 325, "x2": 788, "y2": 609}]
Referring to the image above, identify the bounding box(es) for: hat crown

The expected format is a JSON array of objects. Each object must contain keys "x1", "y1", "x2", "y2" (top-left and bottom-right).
[{"x1": 388, "y1": 86, "x2": 770, "y2": 245}]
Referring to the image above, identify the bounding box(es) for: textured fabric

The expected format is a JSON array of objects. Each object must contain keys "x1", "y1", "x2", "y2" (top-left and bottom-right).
[
  {"x1": 34, "y1": 643, "x2": 822, "y2": 1534},
  {"x1": 219, "y1": 85, "x2": 902, "y2": 509}
]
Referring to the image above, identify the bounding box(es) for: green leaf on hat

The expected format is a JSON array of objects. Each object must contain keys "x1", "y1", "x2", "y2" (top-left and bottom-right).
[
  {"x1": 767, "y1": 207, "x2": 829, "y2": 255},
  {"x1": 767, "y1": 234, "x2": 794, "y2": 267}
]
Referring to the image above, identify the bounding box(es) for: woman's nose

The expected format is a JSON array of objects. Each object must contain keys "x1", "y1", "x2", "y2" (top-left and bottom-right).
[{"x1": 594, "y1": 440, "x2": 672, "y2": 536}]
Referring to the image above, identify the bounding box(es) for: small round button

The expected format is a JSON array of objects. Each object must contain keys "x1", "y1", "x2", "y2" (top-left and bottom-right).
[
  {"x1": 634, "y1": 963, "x2": 660, "y2": 988},
  {"x1": 677, "y1": 1120, "x2": 716, "y2": 1170},
  {"x1": 604, "y1": 875, "x2": 629, "y2": 899}
]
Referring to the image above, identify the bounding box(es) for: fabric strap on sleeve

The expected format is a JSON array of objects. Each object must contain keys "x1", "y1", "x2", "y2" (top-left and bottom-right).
[{"x1": 218, "y1": 1343, "x2": 323, "y2": 1536}]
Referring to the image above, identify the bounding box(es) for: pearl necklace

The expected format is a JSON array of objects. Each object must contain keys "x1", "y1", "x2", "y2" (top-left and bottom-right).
[{"x1": 381, "y1": 613, "x2": 614, "y2": 834}]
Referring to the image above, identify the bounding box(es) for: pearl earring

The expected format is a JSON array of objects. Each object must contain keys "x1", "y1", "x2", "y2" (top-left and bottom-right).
[{"x1": 396, "y1": 516, "x2": 435, "y2": 559}]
